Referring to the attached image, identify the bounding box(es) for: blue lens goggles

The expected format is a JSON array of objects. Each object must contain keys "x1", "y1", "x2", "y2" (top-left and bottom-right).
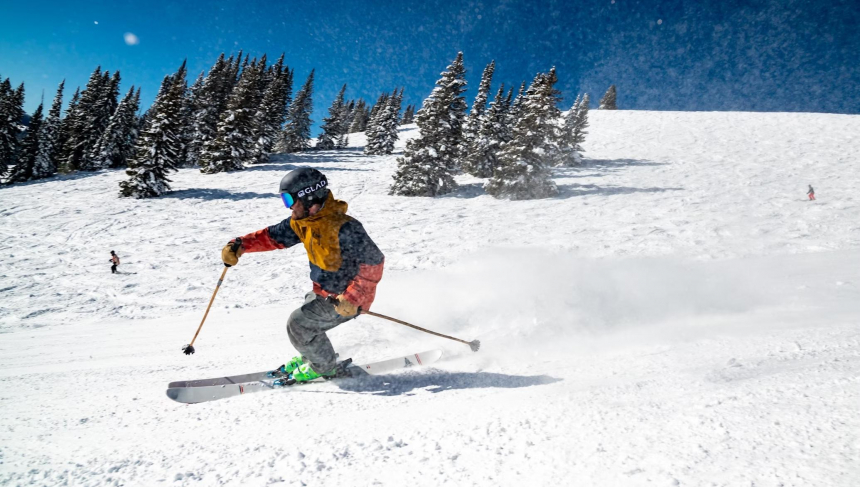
[{"x1": 281, "y1": 192, "x2": 296, "y2": 209}]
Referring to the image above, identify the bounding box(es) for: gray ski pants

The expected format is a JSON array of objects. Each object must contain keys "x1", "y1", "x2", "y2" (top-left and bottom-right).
[{"x1": 287, "y1": 292, "x2": 354, "y2": 373}]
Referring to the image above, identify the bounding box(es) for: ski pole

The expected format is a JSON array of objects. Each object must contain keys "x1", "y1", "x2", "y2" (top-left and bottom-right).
[
  {"x1": 360, "y1": 310, "x2": 481, "y2": 352},
  {"x1": 182, "y1": 243, "x2": 237, "y2": 355}
]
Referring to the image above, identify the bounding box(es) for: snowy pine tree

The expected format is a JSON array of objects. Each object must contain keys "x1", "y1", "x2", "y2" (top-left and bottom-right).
[
  {"x1": 365, "y1": 88, "x2": 402, "y2": 155},
  {"x1": 124, "y1": 88, "x2": 142, "y2": 164},
  {"x1": 336, "y1": 99, "x2": 354, "y2": 149},
  {"x1": 485, "y1": 69, "x2": 562, "y2": 200},
  {"x1": 599, "y1": 84, "x2": 617, "y2": 109},
  {"x1": 463, "y1": 60, "x2": 495, "y2": 149},
  {"x1": 558, "y1": 93, "x2": 589, "y2": 166},
  {"x1": 348, "y1": 99, "x2": 369, "y2": 133},
  {"x1": 401, "y1": 104, "x2": 415, "y2": 125},
  {"x1": 175, "y1": 70, "x2": 203, "y2": 168},
  {"x1": 5, "y1": 103, "x2": 43, "y2": 184},
  {"x1": 199, "y1": 60, "x2": 262, "y2": 173},
  {"x1": 120, "y1": 64, "x2": 186, "y2": 198},
  {"x1": 78, "y1": 69, "x2": 124, "y2": 171},
  {"x1": 463, "y1": 85, "x2": 510, "y2": 178},
  {"x1": 277, "y1": 70, "x2": 314, "y2": 153},
  {"x1": 55, "y1": 87, "x2": 79, "y2": 173},
  {"x1": 249, "y1": 61, "x2": 291, "y2": 164},
  {"x1": 0, "y1": 79, "x2": 25, "y2": 178},
  {"x1": 33, "y1": 80, "x2": 65, "y2": 179},
  {"x1": 60, "y1": 67, "x2": 106, "y2": 171},
  {"x1": 87, "y1": 87, "x2": 140, "y2": 169},
  {"x1": 316, "y1": 84, "x2": 346, "y2": 150},
  {"x1": 390, "y1": 53, "x2": 467, "y2": 196},
  {"x1": 507, "y1": 81, "x2": 527, "y2": 128},
  {"x1": 186, "y1": 54, "x2": 230, "y2": 167},
  {"x1": 364, "y1": 92, "x2": 389, "y2": 138}
]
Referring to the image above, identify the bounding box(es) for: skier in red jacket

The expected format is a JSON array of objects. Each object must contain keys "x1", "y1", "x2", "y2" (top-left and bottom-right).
[{"x1": 221, "y1": 168, "x2": 384, "y2": 383}]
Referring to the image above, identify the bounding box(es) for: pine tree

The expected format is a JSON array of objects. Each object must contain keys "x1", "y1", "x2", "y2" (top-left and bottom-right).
[
  {"x1": 364, "y1": 92, "x2": 389, "y2": 138},
  {"x1": 120, "y1": 64, "x2": 186, "y2": 198},
  {"x1": 401, "y1": 104, "x2": 415, "y2": 125},
  {"x1": 6, "y1": 103, "x2": 43, "y2": 183},
  {"x1": 277, "y1": 70, "x2": 314, "y2": 153},
  {"x1": 485, "y1": 68, "x2": 562, "y2": 200},
  {"x1": 463, "y1": 85, "x2": 510, "y2": 178},
  {"x1": 249, "y1": 66, "x2": 287, "y2": 164},
  {"x1": 252, "y1": 54, "x2": 268, "y2": 105},
  {"x1": 316, "y1": 84, "x2": 346, "y2": 150},
  {"x1": 55, "y1": 87, "x2": 79, "y2": 172},
  {"x1": 508, "y1": 81, "x2": 527, "y2": 126},
  {"x1": 365, "y1": 88, "x2": 402, "y2": 155},
  {"x1": 174, "y1": 70, "x2": 202, "y2": 168},
  {"x1": 364, "y1": 93, "x2": 391, "y2": 132},
  {"x1": 186, "y1": 54, "x2": 230, "y2": 167},
  {"x1": 78, "y1": 69, "x2": 121, "y2": 170},
  {"x1": 0, "y1": 79, "x2": 26, "y2": 177},
  {"x1": 123, "y1": 88, "x2": 142, "y2": 163},
  {"x1": 464, "y1": 60, "x2": 495, "y2": 148},
  {"x1": 199, "y1": 61, "x2": 262, "y2": 173},
  {"x1": 364, "y1": 92, "x2": 388, "y2": 154},
  {"x1": 558, "y1": 93, "x2": 589, "y2": 166},
  {"x1": 599, "y1": 84, "x2": 617, "y2": 109},
  {"x1": 33, "y1": 80, "x2": 65, "y2": 179},
  {"x1": 390, "y1": 52, "x2": 467, "y2": 197},
  {"x1": 228, "y1": 52, "x2": 243, "y2": 88},
  {"x1": 60, "y1": 67, "x2": 105, "y2": 171},
  {"x1": 249, "y1": 57, "x2": 292, "y2": 164},
  {"x1": 336, "y1": 99, "x2": 354, "y2": 149},
  {"x1": 348, "y1": 99, "x2": 369, "y2": 133},
  {"x1": 87, "y1": 87, "x2": 140, "y2": 169}
]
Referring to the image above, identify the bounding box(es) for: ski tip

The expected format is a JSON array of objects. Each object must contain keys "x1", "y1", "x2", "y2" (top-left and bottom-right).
[
  {"x1": 165, "y1": 388, "x2": 181, "y2": 401},
  {"x1": 420, "y1": 349, "x2": 443, "y2": 362}
]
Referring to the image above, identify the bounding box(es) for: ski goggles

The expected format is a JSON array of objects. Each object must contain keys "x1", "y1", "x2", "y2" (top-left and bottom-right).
[{"x1": 280, "y1": 192, "x2": 296, "y2": 209}]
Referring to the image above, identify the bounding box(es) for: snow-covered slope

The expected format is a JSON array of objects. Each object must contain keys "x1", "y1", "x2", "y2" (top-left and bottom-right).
[{"x1": 1, "y1": 111, "x2": 858, "y2": 486}]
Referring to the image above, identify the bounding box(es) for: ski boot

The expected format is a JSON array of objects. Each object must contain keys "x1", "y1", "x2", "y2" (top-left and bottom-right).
[
  {"x1": 267, "y1": 355, "x2": 305, "y2": 379},
  {"x1": 290, "y1": 362, "x2": 338, "y2": 383}
]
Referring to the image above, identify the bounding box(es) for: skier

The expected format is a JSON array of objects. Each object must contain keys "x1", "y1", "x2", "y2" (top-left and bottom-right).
[
  {"x1": 220, "y1": 167, "x2": 384, "y2": 383},
  {"x1": 110, "y1": 251, "x2": 120, "y2": 274},
  {"x1": 807, "y1": 184, "x2": 815, "y2": 201}
]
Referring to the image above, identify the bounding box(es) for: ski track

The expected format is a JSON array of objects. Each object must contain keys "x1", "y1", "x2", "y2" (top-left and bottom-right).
[{"x1": 1, "y1": 111, "x2": 859, "y2": 486}]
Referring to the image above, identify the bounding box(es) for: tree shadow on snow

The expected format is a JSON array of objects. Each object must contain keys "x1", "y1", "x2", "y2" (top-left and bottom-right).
[
  {"x1": 439, "y1": 182, "x2": 486, "y2": 199},
  {"x1": 583, "y1": 158, "x2": 669, "y2": 168},
  {"x1": 556, "y1": 183, "x2": 683, "y2": 198},
  {"x1": 330, "y1": 370, "x2": 562, "y2": 396},
  {"x1": 244, "y1": 152, "x2": 375, "y2": 172},
  {"x1": 0, "y1": 167, "x2": 123, "y2": 187},
  {"x1": 162, "y1": 188, "x2": 274, "y2": 201}
]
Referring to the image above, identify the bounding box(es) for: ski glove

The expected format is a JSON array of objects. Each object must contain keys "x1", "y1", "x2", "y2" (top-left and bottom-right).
[
  {"x1": 333, "y1": 295, "x2": 359, "y2": 317},
  {"x1": 221, "y1": 238, "x2": 244, "y2": 267}
]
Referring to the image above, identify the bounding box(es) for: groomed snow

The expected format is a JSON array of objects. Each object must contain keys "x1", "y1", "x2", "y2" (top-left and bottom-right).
[{"x1": 1, "y1": 111, "x2": 858, "y2": 486}]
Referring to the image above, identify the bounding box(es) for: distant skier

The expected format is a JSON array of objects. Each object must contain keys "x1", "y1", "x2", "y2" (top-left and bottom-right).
[
  {"x1": 110, "y1": 251, "x2": 120, "y2": 274},
  {"x1": 807, "y1": 184, "x2": 815, "y2": 201},
  {"x1": 221, "y1": 167, "x2": 384, "y2": 383}
]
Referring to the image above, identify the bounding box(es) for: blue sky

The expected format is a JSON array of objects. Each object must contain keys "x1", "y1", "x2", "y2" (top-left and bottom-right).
[{"x1": 2, "y1": 0, "x2": 858, "y2": 131}]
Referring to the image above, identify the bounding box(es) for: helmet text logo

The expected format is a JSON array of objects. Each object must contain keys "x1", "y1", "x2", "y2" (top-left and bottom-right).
[{"x1": 297, "y1": 181, "x2": 327, "y2": 198}]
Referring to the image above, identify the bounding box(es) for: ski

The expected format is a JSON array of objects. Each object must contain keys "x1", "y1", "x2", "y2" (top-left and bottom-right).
[{"x1": 165, "y1": 349, "x2": 443, "y2": 404}]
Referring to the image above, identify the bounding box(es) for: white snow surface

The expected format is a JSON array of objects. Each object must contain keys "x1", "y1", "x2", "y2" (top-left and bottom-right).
[{"x1": 1, "y1": 111, "x2": 859, "y2": 486}]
